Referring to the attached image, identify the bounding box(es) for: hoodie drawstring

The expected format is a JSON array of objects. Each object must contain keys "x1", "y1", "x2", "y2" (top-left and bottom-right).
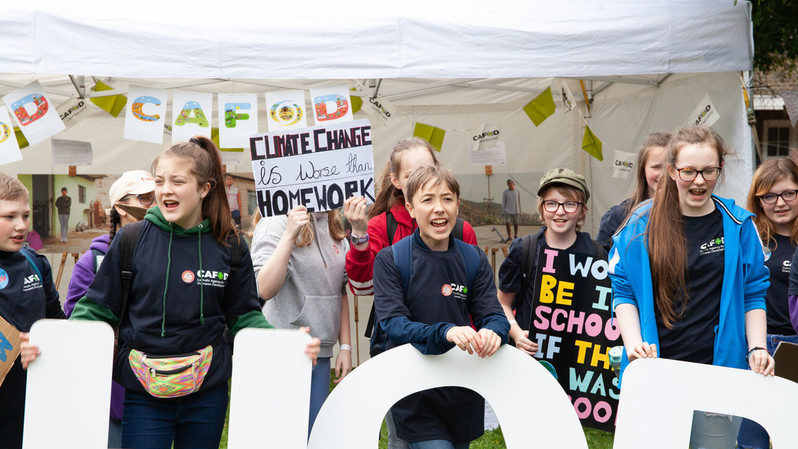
[
  {"x1": 161, "y1": 225, "x2": 173, "y2": 337},
  {"x1": 198, "y1": 225, "x2": 205, "y2": 325}
]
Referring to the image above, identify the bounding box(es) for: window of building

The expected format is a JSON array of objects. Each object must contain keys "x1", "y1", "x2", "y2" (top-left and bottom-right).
[
  {"x1": 764, "y1": 122, "x2": 790, "y2": 158},
  {"x1": 78, "y1": 185, "x2": 86, "y2": 204}
]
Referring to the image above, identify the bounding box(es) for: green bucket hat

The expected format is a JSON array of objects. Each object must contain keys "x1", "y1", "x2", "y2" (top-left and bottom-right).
[{"x1": 537, "y1": 168, "x2": 590, "y2": 201}]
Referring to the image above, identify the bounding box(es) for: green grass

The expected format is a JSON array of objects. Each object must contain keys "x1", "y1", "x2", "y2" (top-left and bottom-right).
[{"x1": 218, "y1": 378, "x2": 615, "y2": 449}]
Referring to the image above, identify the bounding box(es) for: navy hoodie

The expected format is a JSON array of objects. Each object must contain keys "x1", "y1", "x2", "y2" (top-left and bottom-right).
[{"x1": 71, "y1": 207, "x2": 272, "y2": 394}]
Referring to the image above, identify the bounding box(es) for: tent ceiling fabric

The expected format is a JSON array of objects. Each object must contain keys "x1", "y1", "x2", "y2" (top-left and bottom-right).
[{"x1": 3, "y1": 1, "x2": 752, "y2": 79}]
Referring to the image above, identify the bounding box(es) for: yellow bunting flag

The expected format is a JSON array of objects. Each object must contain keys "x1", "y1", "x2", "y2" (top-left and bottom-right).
[
  {"x1": 211, "y1": 128, "x2": 243, "y2": 152},
  {"x1": 522, "y1": 87, "x2": 556, "y2": 126},
  {"x1": 581, "y1": 125, "x2": 604, "y2": 161},
  {"x1": 413, "y1": 123, "x2": 446, "y2": 152},
  {"x1": 13, "y1": 127, "x2": 28, "y2": 149},
  {"x1": 89, "y1": 81, "x2": 127, "y2": 118},
  {"x1": 351, "y1": 96, "x2": 363, "y2": 114}
]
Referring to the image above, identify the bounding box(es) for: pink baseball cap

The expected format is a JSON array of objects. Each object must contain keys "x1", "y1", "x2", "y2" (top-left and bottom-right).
[{"x1": 109, "y1": 170, "x2": 155, "y2": 205}]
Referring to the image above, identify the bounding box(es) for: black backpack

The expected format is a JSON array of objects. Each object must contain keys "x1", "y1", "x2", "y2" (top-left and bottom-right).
[
  {"x1": 511, "y1": 234, "x2": 607, "y2": 333},
  {"x1": 114, "y1": 221, "x2": 247, "y2": 322},
  {"x1": 363, "y1": 211, "x2": 465, "y2": 339}
]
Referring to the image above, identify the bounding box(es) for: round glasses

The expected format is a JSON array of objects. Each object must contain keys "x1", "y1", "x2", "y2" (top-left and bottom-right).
[
  {"x1": 121, "y1": 192, "x2": 155, "y2": 207},
  {"x1": 673, "y1": 166, "x2": 721, "y2": 182},
  {"x1": 759, "y1": 189, "x2": 798, "y2": 204},
  {"x1": 542, "y1": 200, "x2": 581, "y2": 213}
]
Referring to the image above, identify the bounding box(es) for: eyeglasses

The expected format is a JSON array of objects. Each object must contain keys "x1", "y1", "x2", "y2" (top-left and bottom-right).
[
  {"x1": 542, "y1": 200, "x2": 581, "y2": 213},
  {"x1": 759, "y1": 189, "x2": 798, "y2": 204},
  {"x1": 121, "y1": 193, "x2": 155, "y2": 207},
  {"x1": 673, "y1": 166, "x2": 722, "y2": 182}
]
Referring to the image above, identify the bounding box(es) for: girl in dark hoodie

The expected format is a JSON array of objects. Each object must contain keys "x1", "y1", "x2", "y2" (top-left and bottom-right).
[{"x1": 25, "y1": 137, "x2": 320, "y2": 449}]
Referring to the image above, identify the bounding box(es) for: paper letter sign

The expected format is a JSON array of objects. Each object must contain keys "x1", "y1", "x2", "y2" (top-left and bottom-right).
[
  {"x1": 0, "y1": 107, "x2": 22, "y2": 166},
  {"x1": 218, "y1": 93, "x2": 258, "y2": 148},
  {"x1": 172, "y1": 91, "x2": 212, "y2": 143},
  {"x1": 310, "y1": 86, "x2": 354, "y2": 125},
  {"x1": 2, "y1": 81, "x2": 65, "y2": 146},
  {"x1": 265, "y1": 90, "x2": 307, "y2": 131},
  {"x1": 124, "y1": 86, "x2": 167, "y2": 144}
]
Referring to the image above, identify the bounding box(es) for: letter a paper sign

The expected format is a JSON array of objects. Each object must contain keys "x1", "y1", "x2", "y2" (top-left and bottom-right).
[
  {"x1": 310, "y1": 86, "x2": 354, "y2": 125},
  {"x1": 2, "y1": 81, "x2": 65, "y2": 146},
  {"x1": 528, "y1": 247, "x2": 620, "y2": 431}
]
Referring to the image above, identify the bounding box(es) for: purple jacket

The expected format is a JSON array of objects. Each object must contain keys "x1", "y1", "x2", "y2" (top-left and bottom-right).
[{"x1": 65, "y1": 233, "x2": 124, "y2": 420}]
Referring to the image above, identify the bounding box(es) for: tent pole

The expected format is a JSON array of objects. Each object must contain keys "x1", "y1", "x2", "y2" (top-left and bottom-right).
[
  {"x1": 579, "y1": 80, "x2": 591, "y2": 117},
  {"x1": 68, "y1": 75, "x2": 85, "y2": 99}
]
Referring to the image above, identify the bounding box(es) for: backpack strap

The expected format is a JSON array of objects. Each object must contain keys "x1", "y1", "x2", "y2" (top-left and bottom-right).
[
  {"x1": 593, "y1": 239, "x2": 608, "y2": 260},
  {"x1": 516, "y1": 233, "x2": 539, "y2": 311},
  {"x1": 20, "y1": 247, "x2": 44, "y2": 282},
  {"x1": 453, "y1": 239, "x2": 480, "y2": 290},
  {"x1": 386, "y1": 210, "x2": 398, "y2": 246},
  {"x1": 452, "y1": 217, "x2": 465, "y2": 242},
  {"x1": 118, "y1": 221, "x2": 144, "y2": 326},
  {"x1": 392, "y1": 235, "x2": 414, "y2": 294},
  {"x1": 228, "y1": 234, "x2": 246, "y2": 277}
]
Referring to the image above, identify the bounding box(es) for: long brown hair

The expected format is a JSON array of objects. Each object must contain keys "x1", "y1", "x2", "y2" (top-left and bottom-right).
[
  {"x1": 627, "y1": 132, "x2": 671, "y2": 214},
  {"x1": 368, "y1": 137, "x2": 439, "y2": 219},
  {"x1": 152, "y1": 136, "x2": 238, "y2": 244},
  {"x1": 295, "y1": 210, "x2": 347, "y2": 247},
  {"x1": 747, "y1": 157, "x2": 798, "y2": 249},
  {"x1": 646, "y1": 126, "x2": 728, "y2": 328}
]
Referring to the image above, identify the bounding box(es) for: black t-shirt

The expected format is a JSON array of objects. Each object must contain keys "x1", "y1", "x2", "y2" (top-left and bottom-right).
[
  {"x1": 498, "y1": 228, "x2": 598, "y2": 330},
  {"x1": 655, "y1": 209, "x2": 724, "y2": 364},
  {"x1": 764, "y1": 234, "x2": 796, "y2": 335}
]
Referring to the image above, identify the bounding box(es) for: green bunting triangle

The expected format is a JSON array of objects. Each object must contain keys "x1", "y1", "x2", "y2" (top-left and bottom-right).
[
  {"x1": 351, "y1": 95, "x2": 363, "y2": 114},
  {"x1": 413, "y1": 122, "x2": 446, "y2": 152},
  {"x1": 523, "y1": 86, "x2": 556, "y2": 126},
  {"x1": 89, "y1": 81, "x2": 127, "y2": 117},
  {"x1": 581, "y1": 125, "x2": 604, "y2": 161},
  {"x1": 211, "y1": 127, "x2": 243, "y2": 152},
  {"x1": 13, "y1": 127, "x2": 28, "y2": 149}
]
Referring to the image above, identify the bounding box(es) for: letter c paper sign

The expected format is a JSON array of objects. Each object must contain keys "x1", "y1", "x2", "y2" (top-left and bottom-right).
[{"x1": 124, "y1": 85, "x2": 167, "y2": 144}]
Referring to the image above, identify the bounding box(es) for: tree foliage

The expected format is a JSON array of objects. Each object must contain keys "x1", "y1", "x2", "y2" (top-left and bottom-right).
[{"x1": 751, "y1": 0, "x2": 798, "y2": 72}]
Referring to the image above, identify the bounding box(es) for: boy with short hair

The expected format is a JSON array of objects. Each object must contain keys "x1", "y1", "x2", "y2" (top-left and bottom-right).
[
  {"x1": 0, "y1": 174, "x2": 65, "y2": 449},
  {"x1": 373, "y1": 165, "x2": 509, "y2": 449}
]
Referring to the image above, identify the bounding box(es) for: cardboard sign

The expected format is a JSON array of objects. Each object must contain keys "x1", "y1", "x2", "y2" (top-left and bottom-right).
[
  {"x1": 249, "y1": 119, "x2": 375, "y2": 217},
  {"x1": 528, "y1": 247, "x2": 620, "y2": 431},
  {"x1": 774, "y1": 341, "x2": 798, "y2": 383},
  {"x1": 0, "y1": 313, "x2": 21, "y2": 387}
]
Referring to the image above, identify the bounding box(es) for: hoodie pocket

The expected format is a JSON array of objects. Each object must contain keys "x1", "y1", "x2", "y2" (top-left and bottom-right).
[{"x1": 290, "y1": 294, "x2": 341, "y2": 345}]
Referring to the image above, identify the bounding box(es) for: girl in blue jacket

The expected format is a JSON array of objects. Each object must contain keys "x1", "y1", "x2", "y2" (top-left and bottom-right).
[
  {"x1": 23, "y1": 137, "x2": 321, "y2": 449},
  {"x1": 609, "y1": 126, "x2": 773, "y2": 448}
]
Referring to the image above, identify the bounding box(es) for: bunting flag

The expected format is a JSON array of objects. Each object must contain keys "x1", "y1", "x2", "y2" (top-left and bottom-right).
[
  {"x1": 581, "y1": 125, "x2": 604, "y2": 161},
  {"x1": 89, "y1": 81, "x2": 127, "y2": 117},
  {"x1": 172, "y1": 91, "x2": 213, "y2": 143},
  {"x1": 782, "y1": 90, "x2": 798, "y2": 128},
  {"x1": 123, "y1": 85, "x2": 167, "y2": 144},
  {"x1": 413, "y1": 122, "x2": 446, "y2": 151},
  {"x1": 2, "y1": 81, "x2": 65, "y2": 146},
  {"x1": 351, "y1": 95, "x2": 363, "y2": 114},
  {"x1": 523, "y1": 87, "x2": 556, "y2": 126},
  {"x1": 218, "y1": 93, "x2": 257, "y2": 148},
  {"x1": 13, "y1": 127, "x2": 28, "y2": 149},
  {"x1": 0, "y1": 108, "x2": 22, "y2": 166},
  {"x1": 310, "y1": 85, "x2": 354, "y2": 125}
]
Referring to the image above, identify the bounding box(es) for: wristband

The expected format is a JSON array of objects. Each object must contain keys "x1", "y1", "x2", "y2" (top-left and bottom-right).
[
  {"x1": 340, "y1": 344, "x2": 352, "y2": 352},
  {"x1": 349, "y1": 234, "x2": 369, "y2": 245},
  {"x1": 508, "y1": 320, "x2": 518, "y2": 326},
  {"x1": 746, "y1": 346, "x2": 766, "y2": 360}
]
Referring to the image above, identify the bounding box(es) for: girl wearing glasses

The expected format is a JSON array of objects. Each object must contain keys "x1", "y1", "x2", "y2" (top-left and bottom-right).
[
  {"x1": 610, "y1": 127, "x2": 773, "y2": 448},
  {"x1": 737, "y1": 158, "x2": 798, "y2": 449},
  {"x1": 497, "y1": 168, "x2": 601, "y2": 354},
  {"x1": 63, "y1": 170, "x2": 155, "y2": 448}
]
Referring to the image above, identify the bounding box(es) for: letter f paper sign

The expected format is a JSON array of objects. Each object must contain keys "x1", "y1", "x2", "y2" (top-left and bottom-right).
[{"x1": 2, "y1": 81, "x2": 65, "y2": 146}]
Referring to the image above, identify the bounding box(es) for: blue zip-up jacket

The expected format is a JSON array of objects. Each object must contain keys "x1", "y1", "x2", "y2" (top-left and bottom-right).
[{"x1": 609, "y1": 195, "x2": 769, "y2": 380}]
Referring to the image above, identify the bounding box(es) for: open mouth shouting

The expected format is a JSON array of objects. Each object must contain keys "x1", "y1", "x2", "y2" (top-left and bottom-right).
[
  {"x1": 688, "y1": 188, "x2": 707, "y2": 201},
  {"x1": 430, "y1": 217, "x2": 449, "y2": 232},
  {"x1": 162, "y1": 199, "x2": 180, "y2": 211}
]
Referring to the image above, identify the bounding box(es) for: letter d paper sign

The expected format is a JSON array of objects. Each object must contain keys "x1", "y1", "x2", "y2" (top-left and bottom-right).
[
  {"x1": 3, "y1": 81, "x2": 65, "y2": 146},
  {"x1": 0, "y1": 313, "x2": 21, "y2": 387}
]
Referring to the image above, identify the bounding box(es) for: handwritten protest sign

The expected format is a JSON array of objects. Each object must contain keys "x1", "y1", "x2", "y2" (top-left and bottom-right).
[
  {"x1": 528, "y1": 247, "x2": 620, "y2": 431},
  {"x1": 249, "y1": 119, "x2": 375, "y2": 217},
  {"x1": 0, "y1": 313, "x2": 21, "y2": 387}
]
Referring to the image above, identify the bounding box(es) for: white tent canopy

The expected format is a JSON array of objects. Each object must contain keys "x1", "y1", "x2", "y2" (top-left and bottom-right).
[{"x1": 0, "y1": 1, "x2": 755, "y2": 233}]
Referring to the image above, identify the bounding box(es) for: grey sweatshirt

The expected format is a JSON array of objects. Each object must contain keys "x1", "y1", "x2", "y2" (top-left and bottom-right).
[{"x1": 251, "y1": 212, "x2": 349, "y2": 358}]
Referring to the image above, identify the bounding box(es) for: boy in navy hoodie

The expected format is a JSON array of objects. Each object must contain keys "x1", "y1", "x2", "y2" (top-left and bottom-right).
[
  {"x1": 373, "y1": 165, "x2": 509, "y2": 449},
  {"x1": 0, "y1": 174, "x2": 65, "y2": 449}
]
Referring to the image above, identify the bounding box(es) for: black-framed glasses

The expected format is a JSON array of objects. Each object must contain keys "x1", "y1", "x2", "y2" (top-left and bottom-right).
[
  {"x1": 542, "y1": 200, "x2": 581, "y2": 213},
  {"x1": 673, "y1": 166, "x2": 722, "y2": 182},
  {"x1": 121, "y1": 192, "x2": 155, "y2": 207},
  {"x1": 759, "y1": 189, "x2": 798, "y2": 204}
]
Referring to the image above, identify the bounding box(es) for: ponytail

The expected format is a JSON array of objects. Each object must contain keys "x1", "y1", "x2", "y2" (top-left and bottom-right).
[
  {"x1": 368, "y1": 137, "x2": 439, "y2": 219},
  {"x1": 152, "y1": 136, "x2": 238, "y2": 244}
]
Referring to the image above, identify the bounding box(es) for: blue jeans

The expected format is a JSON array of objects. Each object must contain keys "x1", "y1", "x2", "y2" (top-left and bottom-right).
[
  {"x1": 690, "y1": 411, "x2": 742, "y2": 449},
  {"x1": 108, "y1": 418, "x2": 122, "y2": 448},
  {"x1": 737, "y1": 333, "x2": 798, "y2": 449},
  {"x1": 408, "y1": 440, "x2": 469, "y2": 449},
  {"x1": 121, "y1": 383, "x2": 228, "y2": 449},
  {"x1": 309, "y1": 357, "x2": 331, "y2": 435}
]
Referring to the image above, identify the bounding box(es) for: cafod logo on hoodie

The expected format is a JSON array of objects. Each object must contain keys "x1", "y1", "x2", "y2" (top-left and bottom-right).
[
  {"x1": 182, "y1": 268, "x2": 229, "y2": 288},
  {"x1": 22, "y1": 272, "x2": 42, "y2": 292}
]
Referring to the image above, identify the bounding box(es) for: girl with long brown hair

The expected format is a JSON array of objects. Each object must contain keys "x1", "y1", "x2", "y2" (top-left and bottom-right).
[
  {"x1": 737, "y1": 157, "x2": 798, "y2": 449},
  {"x1": 609, "y1": 126, "x2": 773, "y2": 448},
  {"x1": 251, "y1": 205, "x2": 352, "y2": 435},
  {"x1": 27, "y1": 136, "x2": 321, "y2": 449},
  {"x1": 596, "y1": 132, "x2": 670, "y2": 250}
]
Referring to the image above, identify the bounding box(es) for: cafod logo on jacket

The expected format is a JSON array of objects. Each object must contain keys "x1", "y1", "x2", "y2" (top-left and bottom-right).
[
  {"x1": 699, "y1": 237, "x2": 724, "y2": 256},
  {"x1": 441, "y1": 283, "x2": 467, "y2": 300},
  {"x1": 181, "y1": 268, "x2": 230, "y2": 287},
  {"x1": 22, "y1": 273, "x2": 41, "y2": 292}
]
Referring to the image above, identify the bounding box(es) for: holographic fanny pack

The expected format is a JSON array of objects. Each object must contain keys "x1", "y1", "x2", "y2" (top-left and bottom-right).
[{"x1": 128, "y1": 345, "x2": 213, "y2": 398}]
